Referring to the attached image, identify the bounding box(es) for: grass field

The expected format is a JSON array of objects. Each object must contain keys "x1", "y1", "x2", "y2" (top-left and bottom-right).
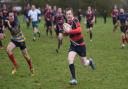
[{"x1": 0, "y1": 16, "x2": 128, "y2": 89}]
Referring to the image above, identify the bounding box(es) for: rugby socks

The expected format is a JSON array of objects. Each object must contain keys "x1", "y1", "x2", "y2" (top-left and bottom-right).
[
  {"x1": 8, "y1": 53, "x2": 17, "y2": 67},
  {"x1": 26, "y1": 59, "x2": 32, "y2": 70},
  {"x1": 69, "y1": 64, "x2": 76, "y2": 79},
  {"x1": 27, "y1": 22, "x2": 30, "y2": 28},
  {"x1": 90, "y1": 32, "x2": 92, "y2": 40},
  {"x1": 46, "y1": 28, "x2": 48, "y2": 36},
  {"x1": 37, "y1": 32, "x2": 40, "y2": 37},
  {"x1": 0, "y1": 41, "x2": 3, "y2": 47},
  {"x1": 58, "y1": 39, "x2": 62, "y2": 49},
  {"x1": 50, "y1": 30, "x2": 52, "y2": 37}
]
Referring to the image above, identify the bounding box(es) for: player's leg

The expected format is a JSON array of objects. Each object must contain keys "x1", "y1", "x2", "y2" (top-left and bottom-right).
[
  {"x1": 125, "y1": 30, "x2": 128, "y2": 43},
  {"x1": 46, "y1": 21, "x2": 49, "y2": 36},
  {"x1": 21, "y1": 48, "x2": 34, "y2": 75},
  {"x1": 6, "y1": 42, "x2": 17, "y2": 74},
  {"x1": 121, "y1": 32, "x2": 126, "y2": 48},
  {"x1": 87, "y1": 27, "x2": 93, "y2": 41},
  {"x1": 49, "y1": 25, "x2": 53, "y2": 37},
  {"x1": 56, "y1": 33, "x2": 63, "y2": 53},
  {"x1": 33, "y1": 27, "x2": 37, "y2": 41},
  {"x1": 80, "y1": 57, "x2": 95, "y2": 70},
  {"x1": 0, "y1": 40, "x2": 3, "y2": 49},
  {"x1": 78, "y1": 46, "x2": 96, "y2": 70},
  {"x1": 35, "y1": 22, "x2": 40, "y2": 38},
  {"x1": 68, "y1": 51, "x2": 77, "y2": 85}
]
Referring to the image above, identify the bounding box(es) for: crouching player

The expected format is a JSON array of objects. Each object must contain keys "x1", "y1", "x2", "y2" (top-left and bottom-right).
[
  {"x1": 113, "y1": 8, "x2": 128, "y2": 48},
  {"x1": 6, "y1": 12, "x2": 34, "y2": 75},
  {"x1": 64, "y1": 8, "x2": 96, "y2": 85}
]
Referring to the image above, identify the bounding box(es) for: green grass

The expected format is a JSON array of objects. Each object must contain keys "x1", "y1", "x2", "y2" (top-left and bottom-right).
[{"x1": 0, "y1": 16, "x2": 128, "y2": 89}]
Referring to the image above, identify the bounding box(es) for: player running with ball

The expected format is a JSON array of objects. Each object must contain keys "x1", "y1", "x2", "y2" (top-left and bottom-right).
[{"x1": 63, "y1": 8, "x2": 96, "y2": 85}]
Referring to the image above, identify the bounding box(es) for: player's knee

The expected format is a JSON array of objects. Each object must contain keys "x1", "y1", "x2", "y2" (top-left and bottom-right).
[{"x1": 68, "y1": 58, "x2": 74, "y2": 64}]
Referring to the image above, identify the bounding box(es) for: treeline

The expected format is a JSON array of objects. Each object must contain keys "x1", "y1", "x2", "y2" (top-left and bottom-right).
[{"x1": 18, "y1": 0, "x2": 128, "y2": 15}]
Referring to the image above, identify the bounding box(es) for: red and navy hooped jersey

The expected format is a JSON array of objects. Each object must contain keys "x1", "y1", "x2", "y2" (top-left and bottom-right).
[
  {"x1": 86, "y1": 10, "x2": 95, "y2": 23},
  {"x1": 44, "y1": 10, "x2": 53, "y2": 21},
  {"x1": 111, "y1": 9, "x2": 119, "y2": 18},
  {"x1": 54, "y1": 13, "x2": 64, "y2": 29},
  {"x1": 67, "y1": 18, "x2": 85, "y2": 46}
]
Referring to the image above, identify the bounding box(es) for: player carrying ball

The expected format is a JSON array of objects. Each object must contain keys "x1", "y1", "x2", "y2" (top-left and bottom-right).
[{"x1": 64, "y1": 8, "x2": 96, "y2": 85}]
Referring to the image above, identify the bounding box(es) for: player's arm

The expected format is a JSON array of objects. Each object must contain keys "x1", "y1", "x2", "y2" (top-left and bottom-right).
[
  {"x1": 91, "y1": 15, "x2": 95, "y2": 24},
  {"x1": 65, "y1": 22, "x2": 82, "y2": 34},
  {"x1": 5, "y1": 20, "x2": 11, "y2": 29}
]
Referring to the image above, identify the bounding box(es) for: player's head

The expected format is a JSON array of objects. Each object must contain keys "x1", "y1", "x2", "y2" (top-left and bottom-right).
[
  {"x1": 53, "y1": 6, "x2": 57, "y2": 10},
  {"x1": 88, "y1": 6, "x2": 91, "y2": 10},
  {"x1": 46, "y1": 4, "x2": 49, "y2": 8},
  {"x1": 8, "y1": 12, "x2": 14, "y2": 22},
  {"x1": 57, "y1": 8, "x2": 62, "y2": 13},
  {"x1": 114, "y1": 5, "x2": 117, "y2": 9},
  {"x1": 48, "y1": 6, "x2": 52, "y2": 10},
  {"x1": 119, "y1": 8, "x2": 124, "y2": 14},
  {"x1": 66, "y1": 8, "x2": 74, "y2": 21},
  {"x1": 31, "y1": 5, "x2": 36, "y2": 11}
]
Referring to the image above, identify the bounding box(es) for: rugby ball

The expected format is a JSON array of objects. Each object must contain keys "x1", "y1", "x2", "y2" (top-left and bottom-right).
[{"x1": 63, "y1": 23, "x2": 71, "y2": 32}]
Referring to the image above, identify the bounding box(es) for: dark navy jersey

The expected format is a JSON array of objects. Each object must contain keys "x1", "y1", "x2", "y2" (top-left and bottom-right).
[{"x1": 117, "y1": 13, "x2": 127, "y2": 26}]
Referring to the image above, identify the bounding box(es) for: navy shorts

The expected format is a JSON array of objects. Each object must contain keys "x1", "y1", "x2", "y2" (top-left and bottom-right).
[
  {"x1": 120, "y1": 26, "x2": 127, "y2": 33},
  {"x1": 69, "y1": 45, "x2": 86, "y2": 57},
  {"x1": 32, "y1": 21, "x2": 38, "y2": 28},
  {"x1": 46, "y1": 21, "x2": 52, "y2": 27},
  {"x1": 11, "y1": 40, "x2": 26, "y2": 50},
  {"x1": 86, "y1": 22, "x2": 93, "y2": 29}
]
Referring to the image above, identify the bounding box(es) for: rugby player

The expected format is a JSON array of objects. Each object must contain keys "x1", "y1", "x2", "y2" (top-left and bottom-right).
[
  {"x1": 5, "y1": 12, "x2": 34, "y2": 75},
  {"x1": 64, "y1": 8, "x2": 95, "y2": 85},
  {"x1": 85, "y1": 6, "x2": 95, "y2": 42},
  {"x1": 113, "y1": 8, "x2": 128, "y2": 48},
  {"x1": 28, "y1": 5, "x2": 41, "y2": 41}
]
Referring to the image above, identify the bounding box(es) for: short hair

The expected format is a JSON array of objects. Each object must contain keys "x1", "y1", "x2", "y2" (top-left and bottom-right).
[{"x1": 66, "y1": 8, "x2": 73, "y2": 13}]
